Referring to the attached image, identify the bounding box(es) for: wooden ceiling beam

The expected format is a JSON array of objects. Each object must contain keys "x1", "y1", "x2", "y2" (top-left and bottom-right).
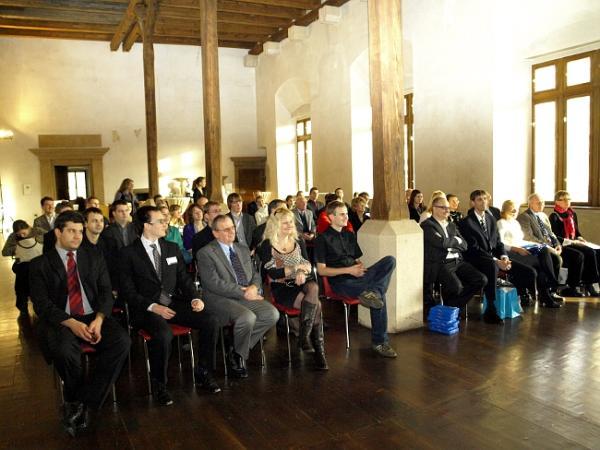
[
  {"x1": 122, "y1": 20, "x2": 140, "y2": 51},
  {"x1": 0, "y1": 0, "x2": 127, "y2": 14},
  {"x1": 0, "y1": 7, "x2": 122, "y2": 24},
  {"x1": 111, "y1": 0, "x2": 140, "y2": 51},
  {"x1": 217, "y1": 1, "x2": 300, "y2": 19},
  {"x1": 228, "y1": 0, "x2": 318, "y2": 10},
  {"x1": 0, "y1": 17, "x2": 115, "y2": 32},
  {"x1": 153, "y1": 19, "x2": 277, "y2": 36},
  {"x1": 249, "y1": 0, "x2": 351, "y2": 55},
  {"x1": 216, "y1": 11, "x2": 288, "y2": 28},
  {"x1": 0, "y1": 27, "x2": 113, "y2": 41}
]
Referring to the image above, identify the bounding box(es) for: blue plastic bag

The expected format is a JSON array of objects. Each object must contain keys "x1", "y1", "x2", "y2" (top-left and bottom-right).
[{"x1": 483, "y1": 287, "x2": 522, "y2": 319}]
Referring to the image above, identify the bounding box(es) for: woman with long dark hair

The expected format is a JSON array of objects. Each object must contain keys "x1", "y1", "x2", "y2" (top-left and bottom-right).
[
  {"x1": 408, "y1": 189, "x2": 425, "y2": 223},
  {"x1": 114, "y1": 178, "x2": 139, "y2": 214}
]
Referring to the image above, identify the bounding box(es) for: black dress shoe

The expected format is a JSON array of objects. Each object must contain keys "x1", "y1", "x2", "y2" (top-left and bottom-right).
[
  {"x1": 62, "y1": 401, "x2": 84, "y2": 437},
  {"x1": 519, "y1": 293, "x2": 533, "y2": 307},
  {"x1": 151, "y1": 380, "x2": 174, "y2": 406},
  {"x1": 559, "y1": 287, "x2": 583, "y2": 297},
  {"x1": 540, "y1": 296, "x2": 562, "y2": 308},
  {"x1": 195, "y1": 367, "x2": 221, "y2": 394},
  {"x1": 228, "y1": 351, "x2": 248, "y2": 379},
  {"x1": 550, "y1": 292, "x2": 565, "y2": 303},
  {"x1": 483, "y1": 314, "x2": 504, "y2": 325},
  {"x1": 585, "y1": 284, "x2": 600, "y2": 297}
]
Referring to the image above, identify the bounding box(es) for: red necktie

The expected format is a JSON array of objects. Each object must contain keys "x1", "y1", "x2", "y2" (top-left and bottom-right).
[{"x1": 67, "y1": 251, "x2": 84, "y2": 316}]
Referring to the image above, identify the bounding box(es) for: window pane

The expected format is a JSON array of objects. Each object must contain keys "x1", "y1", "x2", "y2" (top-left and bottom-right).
[
  {"x1": 534, "y1": 65, "x2": 556, "y2": 92},
  {"x1": 297, "y1": 141, "x2": 306, "y2": 192},
  {"x1": 68, "y1": 172, "x2": 77, "y2": 200},
  {"x1": 403, "y1": 124, "x2": 409, "y2": 185},
  {"x1": 76, "y1": 172, "x2": 87, "y2": 198},
  {"x1": 305, "y1": 120, "x2": 311, "y2": 135},
  {"x1": 305, "y1": 139, "x2": 313, "y2": 190},
  {"x1": 296, "y1": 122, "x2": 304, "y2": 137},
  {"x1": 566, "y1": 96, "x2": 590, "y2": 202},
  {"x1": 533, "y1": 102, "x2": 556, "y2": 200},
  {"x1": 566, "y1": 57, "x2": 591, "y2": 86}
]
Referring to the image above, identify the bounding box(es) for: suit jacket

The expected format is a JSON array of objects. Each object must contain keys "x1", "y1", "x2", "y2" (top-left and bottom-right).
[
  {"x1": 192, "y1": 225, "x2": 215, "y2": 259},
  {"x1": 307, "y1": 200, "x2": 324, "y2": 217},
  {"x1": 81, "y1": 232, "x2": 118, "y2": 289},
  {"x1": 517, "y1": 209, "x2": 558, "y2": 246},
  {"x1": 33, "y1": 214, "x2": 54, "y2": 233},
  {"x1": 292, "y1": 208, "x2": 316, "y2": 235},
  {"x1": 119, "y1": 238, "x2": 198, "y2": 314},
  {"x1": 30, "y1": 247, "x2": 114, "y2": 327},
  {"x1": 250, "y1": 222, "x2": 266, "y2": 251},
  {"x1": 101, "y1": 222, "x2": 138, "y2": 249},
  {"x1": 227, "y1": 212, "x2": 256, "y2": 247},
  {"x1": 421, "y1": 217, "x2": 467, "y2": 283},
  {"x1": 458, "y1": 209, "x2": 506, "y2": 261},
  {"x1": 197, "y1": 240, "x2": 262, "y2": 303}
]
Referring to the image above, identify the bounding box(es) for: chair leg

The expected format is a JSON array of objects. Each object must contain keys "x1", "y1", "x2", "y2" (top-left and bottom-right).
[
  {"x1": 220, "y1": 328, "x2": 228, "y2": 378},
  {"x1": 344, "y1": 303, "x2": 351, "y2": 349},
  {"x1": 177, "y1": 335, "x2": 182, "y2": 371},
  {"x1": 111, "y1": 384, "x2": 117, "y2": 403},
  {"x1": 284, "y1": 313, "x2": 292, "y2": 363},
  {"x1": 188, "y1": 332, "x2": 196, "y2": 385},
  {"x1": 143, "y1": 339, "x2": 152, "y2": 395},
  {"x1": 259, "y1": 338, "x2": 266, "y2": 368}
]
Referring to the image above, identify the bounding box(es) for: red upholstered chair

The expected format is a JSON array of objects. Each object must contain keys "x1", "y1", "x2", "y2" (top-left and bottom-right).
[
  {"x1": 267, "y1": 277, "x2": 300, "y2": 363},
  {"x1": 321, "y1": 276, "x2": 360, "y2": 349},
  {"x1": 138, "y1": 324, "x2": 195, "y2": 394}
]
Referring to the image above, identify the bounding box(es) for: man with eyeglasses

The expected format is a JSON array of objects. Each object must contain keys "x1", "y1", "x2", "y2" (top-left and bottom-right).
[
  {"x1": 421, "y1": 197, "x2": 487, "y2": 317},
  {"x1": 119, "y1": 206, "x2": 222, "y2": 405},
  {"x1": 197, "y1": 215, "x2": 279, "y2": 378}
]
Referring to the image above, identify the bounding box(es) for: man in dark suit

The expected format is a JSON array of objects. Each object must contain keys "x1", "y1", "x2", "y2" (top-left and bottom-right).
[
  {"x1": 197, "y1": 215, "x2": 279, "y2": 378},
  {"x1": 192, "y1": 201, "x2": 222, "y2": 257},
  {"x1": 120, "y1": 206, "x2": 222, "y2": 404},
  {"x1": 29, "y1": 211, "x2": 130, "y2": 437},
  {"x1": 293, "y1": 195, "x2": 316, "y2": 241},
  {"x1": 458, "y1": 190, "x2": 514, "y2": 324},
  {"x1": 421, "y1": 196, "x2": 487, "y2": 316},
  {"x1": 42, "y1": 201, "x2": 74, "y2": 253},
  {"x1": 81, "y1": 207, "x2": 117, "y2": 289},
  {"x1": 226, "y1": 192, "x2": 256, "y2": 248},
  {"x1": 307, "y1": 187, "x2": 324, "y2": 217},
  {"x1": 101, "y1": 200, "x2": 138, "y2": 290}
]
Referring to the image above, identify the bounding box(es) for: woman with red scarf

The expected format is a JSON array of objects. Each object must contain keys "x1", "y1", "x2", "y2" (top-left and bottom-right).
[{"x1": 549, "y1": 190, "x2": 600, "y2": 297}]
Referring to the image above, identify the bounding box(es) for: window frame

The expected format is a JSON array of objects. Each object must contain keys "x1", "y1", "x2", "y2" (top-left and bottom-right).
[
  {"x1": 296, "y1": 117, "x2": 312, "y2": 193},
  {"x1": 531, "y1": 49, "x2": 600, "y2": 206}
]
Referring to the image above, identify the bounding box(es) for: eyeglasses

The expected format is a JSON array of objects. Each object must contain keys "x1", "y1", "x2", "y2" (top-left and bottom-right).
[
  {"x1": 148, "y1": 219, "x2": 167, "y2": 225},
  {"x1": 433, "y1": 206, "x2": 450, "y2": 211},
  {"x1": 215, "y1": 226, "x2": 236, "y2": 233}
]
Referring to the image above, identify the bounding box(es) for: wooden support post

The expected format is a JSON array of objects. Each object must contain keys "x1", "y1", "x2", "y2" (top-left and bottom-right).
[
  {"x1": 368, "y1": 0, "x2": 406, "y2": 220},
  {"x1": 200, "y1": 0, "x2": 223, "y2": 202},
  {"x1": 137, "y1": 0, "x2": 159, "y2": 197}
]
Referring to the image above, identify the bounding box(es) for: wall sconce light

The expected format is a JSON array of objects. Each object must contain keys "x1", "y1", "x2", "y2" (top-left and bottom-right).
[{"x1": 0, "y1": 129, "x2": 14, "y2": 141}]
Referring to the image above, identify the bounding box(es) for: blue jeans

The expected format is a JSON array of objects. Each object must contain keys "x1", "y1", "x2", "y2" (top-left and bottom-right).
[{"x1": 329, "y1": 256, "x2": 396, "y2": 345}]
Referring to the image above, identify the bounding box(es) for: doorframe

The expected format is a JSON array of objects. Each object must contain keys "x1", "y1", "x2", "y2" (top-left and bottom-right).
[{"x1": 230, "y1": 156, "x2": 267, "y2": 193}]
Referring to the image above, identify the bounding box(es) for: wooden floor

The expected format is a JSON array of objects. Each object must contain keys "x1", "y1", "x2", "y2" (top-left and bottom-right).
[{"x1": 1, "y1": 256, "x2": 600, "y2": 449}]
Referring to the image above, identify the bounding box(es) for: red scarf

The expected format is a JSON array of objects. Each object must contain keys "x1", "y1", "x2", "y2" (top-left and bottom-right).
[{"x1": 554, "y1": 205, "x2": 576, "y2": 239}]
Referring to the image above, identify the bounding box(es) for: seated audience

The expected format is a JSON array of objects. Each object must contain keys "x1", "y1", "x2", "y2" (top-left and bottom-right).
[
  {"x1": 549, "y1": 190, "x2": 600, "y2": 297},
  {"x1": 285, "y1": 195, "x2": 295, "y2": 209},
  {"x1": 197, "y1": 215, "x2": 279, "y2": 379},
  {"x1": 485, "y1": 191, "x2": 501, "y2": 220},
  {"x1": 43, "y1": 201, "x2": 74, "y2": 253},
  {"x1": 114, "y1": 178, "x2": 139, "y2": 214},
  {"x1": 195, "y1": 195, "x2": 209, "y2": 210},
  {"x1": 316, "y1": 193, "x2": 354, "y2": 234},
  {"x1": 2, "y1": 220, "x2": 44, "y2": 317},
  {"x1": 446, "y1": 193, "x2": 463, "y2": 223},
  {"x1": 153, "y1": 194, "x2": 167, "y2": 209},
  {"x1": 168, "y1": 204, "x2": 185, "y2": 231},
  {"x1": 419, "y1": 190, "x2": 446, "y2": 224},
  {"x1": 227, "y1": 193, "x2": 256, "y2": 248},
  {"x1": 408, "y1": 189, "x2": 425, "y2": 223},
  {"x1": 183, "y1": 204, "x2": 205, "y2": 260},
  {"x1": 257, "y1": 208, "x2": 328, "y2": 370},
  {"x1": 246, "y1": 191, "x2": 261, "y2": 218},
  {"x1": 307, "y1": 187, "x2": 324, "y2": 217},
  {"x1": 254, "y1": 195, "x2": 269, "y2": 226},
  {"x1": 358, "y1": 192, "x2": 371, "y2": 214},
  {"x1": 315, "y1": 201, "x2": 397, "y2": 358},
  {"x1": 80, "y1": 208, "x2": 117, "y2": 290},
  {"x1": 33, "y1": 196, "x2": 56, "y2": 233},
  {"x1": 86, "y1": 196, "x2": 109, "y2": 227},
  {"x1": 250, "y1": 199, "x2": 287, "y2": 252},
  {"x1": 158, "y1": 205, "x2": 188, "y2": 263},
  {"x1": 192, "y1": 201, "x2": 222, "y2": 257},
  {"x1": 119, "y1": 206, "x2": 221, "y2": 402},
  {"x1": 293, "y1": 195, "x2": 316, "y2": 241},
  {"x1": 30, "y1": 211, "x2": 130, "y2": 436},
  {"x1": 348, "y1": 196, "x2": 370, "y2": 232},
  {"x1": 497, "y1": 200, "x2": 562, "y2": 307},
  {"x1": 421, "y1": 196, "x2": 486, "y2": 315}
]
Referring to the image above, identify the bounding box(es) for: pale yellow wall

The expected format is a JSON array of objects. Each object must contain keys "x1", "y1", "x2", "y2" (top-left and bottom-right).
[{"x1": 0, "y1": 38, "x2": 257, "y2": 231}]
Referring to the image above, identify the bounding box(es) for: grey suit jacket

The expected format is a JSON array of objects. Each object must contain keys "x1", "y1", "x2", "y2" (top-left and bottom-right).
[
  {"x1": 517, "y1": 209, "x2": 558, "y2": 245},
  {"x1": 33, "y1": 215, "x2": 54, "y2": 233},
  {"x1": 227, "y1": 212, "x2": 256, "y2": 247},
  {"x1": 292, "y1": 208, "x2": 315, "y2": 235},
  {"x1": 197, "y1": 240, "x2": 262, "y2": 303}
]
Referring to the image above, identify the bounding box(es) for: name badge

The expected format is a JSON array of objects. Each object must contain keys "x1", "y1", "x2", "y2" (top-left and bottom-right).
[{"x1": 166, "y1": 256, "x2": 178, "y2": 265}]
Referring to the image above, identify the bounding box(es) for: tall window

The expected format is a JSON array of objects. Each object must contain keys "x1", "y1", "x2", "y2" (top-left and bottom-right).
[
  {"x1": 67, "y1": 169, "x2": 88, "y2": 199},
  {"x1": 296, "y1": 118, "x2": 313, "y2": 192},
  {"x1": 404, "y1": 93, "x2": 415, "y2": 189},
  {"x1": 532, "y1": 50, "x2": 599, "y2": 205}
]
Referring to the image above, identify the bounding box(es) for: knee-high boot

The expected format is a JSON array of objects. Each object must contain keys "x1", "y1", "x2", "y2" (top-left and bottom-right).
[
  {"x1": 311, "y1": 320, "x2": 329, "y2": 371},
  {"x1": 298, "y1": 302, "x2": 317, "y2": 353}
]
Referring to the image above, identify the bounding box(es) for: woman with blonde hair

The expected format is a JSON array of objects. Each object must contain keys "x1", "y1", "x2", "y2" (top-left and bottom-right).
[
  {"x1": 168, "y1": 203, "x2": 185, "y2": 230},
  {"x1": 114, "y1": 178, "x2": 139, "y2": 214},
  {"x1": 257, "y1": 208, "x2": 328, "y2": 370},
  {"x1": 419, "y1": 190, "x2": 446, "y2": 224}
]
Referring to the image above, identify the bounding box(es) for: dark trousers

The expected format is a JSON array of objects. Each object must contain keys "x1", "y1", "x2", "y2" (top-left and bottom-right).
[
  {"x1": 136, "y1": 301, "x2": 220, "y2": 384},
  {"x1": 509, "y1": 246, "x2": 558, "y2": 293},
  {"x1": 563, "y1": 244, "x2": 600, "y2": 284},
  {"x1": 464, "y1": 255, "x2": 501, "y2": 317},
  {"x1": 561, "y1": 246, "x2": 584, "y2": 287},
  {"x1": 329, "y1": 256, "x2": 396, "y2": 345},
  {"x1": 13, "y1": 262, "x2": 31, "y2": 312},
  {"x1": 46, "y1": 315, "x2": 131, "y2": 409},
  {"x1": 437, "y1": 259, "x2": 487, "y2": 308}
]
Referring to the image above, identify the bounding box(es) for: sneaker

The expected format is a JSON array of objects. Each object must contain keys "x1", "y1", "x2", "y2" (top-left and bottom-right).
[
  {"x1": 358, "y1": 290, "x2": 384, "y2": 309},
  {"x1": 372, "y1": 343, "x2": 397, "y2": 358}
]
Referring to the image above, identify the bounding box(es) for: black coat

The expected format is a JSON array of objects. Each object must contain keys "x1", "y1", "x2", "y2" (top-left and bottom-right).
[
  {"x1": 458, "y1": 209, "x2": 506, "y2": 262},
  {"x1": 421, "y1": 217, "x2": 467, "y2": 284}
]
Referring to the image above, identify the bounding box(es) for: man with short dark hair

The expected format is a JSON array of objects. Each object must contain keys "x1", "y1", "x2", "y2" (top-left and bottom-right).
[
  {"x1": 119, "y1": 206, "x2": 222, "y2": 404},
  {"x1": 33, "y1": 196, "x2": 56, "y2": 233},
  {"x1": 81, "y1": 208, "x2": 117, "y2": 289},
  {"x1": 293, "y1": 195, "x2": 316, "y2": 241},
  {"x1": 30, "y1": 211, "x2": 131, "y2": 436},
  {"x1": 43, "y1": 201, "x2": 74, "y2": 253},
  {"x1": 197, "y1": 215, "x2": 279, "y2": 378},
  {"x1": 307, "y1": 187, "x2": 324, "y2": 217},
  {"x1": 315, "y1": 201, "x2": 397, "y2": 358},
  {"x1": 446, "y1": 194, "x2": 463, "y2": 223},
  {"x1": 226, "y1": 193, "x2": 256, "y2": 248},
  {"x1": 192, "y1": 201, "x2": 222, "y2": 257}
]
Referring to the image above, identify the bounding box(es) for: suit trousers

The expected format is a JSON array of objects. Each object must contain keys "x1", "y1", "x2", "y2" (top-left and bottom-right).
[
  {"x1": 329, "y1": 256, "x2": 396, "y2": 345},
  {"x1": 561, "y1": 245, "x2": 584, "y2": 287},
  {"x1": 509, "y1": 246, "x2": 558, "y2": 292},
  {"x1": 136, "y1": 302, "x2": 220, "y2": 384},
  {"x1": 202, "y1": 297, "x2": 279, "y2": 360},
  {"x1": 46, "y1": 315, "x2": 131, "y2": 409},
  {"x1": 563, "y1": 244, "x2": 600, "y2": 284},
  {"x1": 437, "y1": 259, "x2": 487, "y2": 308}
]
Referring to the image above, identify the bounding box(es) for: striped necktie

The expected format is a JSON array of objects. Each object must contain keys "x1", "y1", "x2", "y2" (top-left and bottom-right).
[
  {"x1": 229, "y1": 247, "x2": 249, "y2": 287},
  {"x1": 66, "y1": 251, "x2": 84, "y2": 316}
]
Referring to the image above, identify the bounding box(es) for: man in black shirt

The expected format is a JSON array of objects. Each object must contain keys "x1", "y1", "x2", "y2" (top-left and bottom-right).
[{"x1": 315, "y1": 201, "x2": 397, "y2": 358}]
